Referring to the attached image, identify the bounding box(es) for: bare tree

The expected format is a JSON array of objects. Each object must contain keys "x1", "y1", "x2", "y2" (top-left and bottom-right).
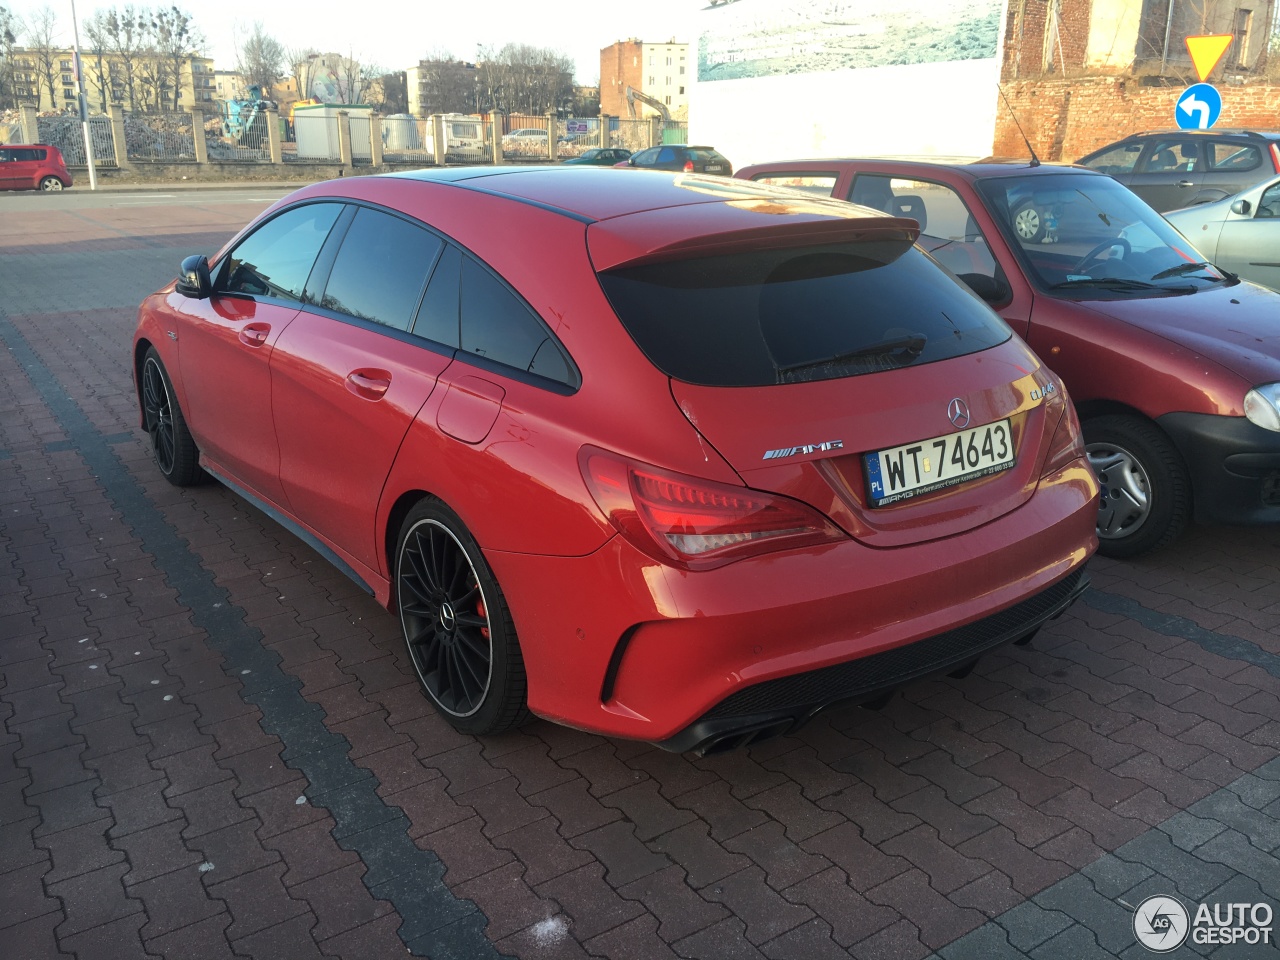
[
  {"x1": 152, "y1": 6, "x2": 200, "y2": 110},
  {"x1": 237, "y1": 21, "x2": 283, "y2": 95},
  {"x1": 370, "y1": 70, "x2": 407, "y2": 114},
  {"x1": 26, "y1": 4, "x2": 60, "y2": 111},
  {"x1": 285, "y1": 45, "x2": 319, "y2": 101},
  {"x1": 102, "y1": 5, "x2": 150, "y2": 111},
  {"x1": 82, "y1": 10, "x2": 114, "y2": 111},
  {"x1": 476, "y1": 43, "x2": 574, "y2": 115},
  {"x1": 0, "y1": 5, "x2": 23, "y2": 111},
  {"x1": 414, "y1": 50, "x2": 478, "y2": 115}
]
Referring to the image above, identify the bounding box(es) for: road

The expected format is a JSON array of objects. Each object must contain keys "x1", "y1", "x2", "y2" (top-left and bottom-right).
[{"x1": 1, "y1": 187, "x2": 1278, "y2": 960}]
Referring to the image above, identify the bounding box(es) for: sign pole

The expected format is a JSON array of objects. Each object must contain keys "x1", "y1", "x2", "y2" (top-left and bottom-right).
[{"x1": 68, "y1": 0, "x2": 97, "y2": 190}]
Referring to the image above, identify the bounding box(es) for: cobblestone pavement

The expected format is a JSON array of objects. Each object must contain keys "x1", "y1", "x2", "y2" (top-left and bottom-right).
[{"x1": 2, "y1": 189, "x2": 1279, "y2": 960}]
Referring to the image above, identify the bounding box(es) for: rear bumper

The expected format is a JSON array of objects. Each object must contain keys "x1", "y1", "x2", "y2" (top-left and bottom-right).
[
  {"x1": 1158, "y1": 412, "x2": 1280, "y2": 524},
  {"x1": 487, "y1": 460, "x2": 1097, "y2": 746},
  {"x1": 660, "y1": 568, "x2": 1088, "y2": 754}
]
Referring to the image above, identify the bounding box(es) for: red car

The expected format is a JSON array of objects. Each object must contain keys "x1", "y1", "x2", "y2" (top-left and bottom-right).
[
  {"x1": 739, "y1": 158, "x2": 1280, "y2": 558},
  {"x1": 0, "y1": 143, "x2": 72, "y2": 191},
  {"x1": 133, "y1": 167, "x2": 1096, "y2": 752}
]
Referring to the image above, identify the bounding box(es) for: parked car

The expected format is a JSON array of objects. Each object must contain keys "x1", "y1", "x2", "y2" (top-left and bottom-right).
[
  {"x1": 739, "y1": 157, "x2": 1280, "y2": 557},
  {"x1": 0, "y1": 143, "x2": 72, "y2": 191},
  {"x1": 133, "y1": 167, "x2": 1096, "y2": 752},
  {"x1": 1165, "y1": 174, "x2": 1280, "y2": 293},
  {"x1": 620, "y1": 144, "x2": 733, "y2": 175},
  {"x1": 562, "y1": 147, "x2": 632, "y2": 166},
  {"x1": 501, "y1": 127, "x2": 548, "y2": 145},
  {"x1": 1077, "y1": 129, "x2": 1280, "y2": 212}
]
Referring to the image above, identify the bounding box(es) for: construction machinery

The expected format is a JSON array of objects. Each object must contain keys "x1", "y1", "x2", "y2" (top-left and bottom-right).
[
  {"x1": 217, "y1": 85, "x2": 276, "y2": 145},
  {"x1": 625, "y1": 85, "x2": 670, "y2": 122}
]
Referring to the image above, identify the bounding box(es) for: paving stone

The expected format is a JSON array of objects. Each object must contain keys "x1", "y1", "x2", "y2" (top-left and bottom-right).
[
  {"x1": 800, "y1": 822, "x2": 912, "y2": 893},
  {"x1": 1032, "y1": 873, "x2": 1138, "y2": 956},
  {"x1": 421, "y1": 815, "x2": 515, "y2": 886},
  {"x1": 453, "y1": 861, "x2": 560, "y2": 942},
  {"x1": 535, "y1": 861, "x2": 645, "y2": 942},
  {"x1": 0, "y1": 860, "x2": 63, "y2": 932},
  {"x1": 229, "y1": 912, "x2": 326, "y2": 960},
  {"x1": 132, "y1": 860, "x2": 229, "y2": 940},
  {"x1": 58, "y1": 912, "x2": 151, "y2": 960},
  {"x1": 995, "y1": 901, "x2": 1075, "y2": 953},
  {"x1": 48, "y1": 860, "x2": 140, "y2": 937},
  {"x1": 0, "y1": 910, "x2": 68, "y2": 960},
  {"x1": 848, "y1": 917, "x2": 932, "y2": 960},
  {"x1": 569, "y1": 820, "x2": 669, "y2": 887},
  {"x1": 881, "y1": 824, "x2": 993, "y2": 896},
  {"x1": 142, "y1": 912, "x2": 236, "y2": 960},
  {"x1": 584, "y1": 913, "x2": 683, "y2": 960},
  {"x1": 1029, "y1": 923, "x2": 1115, "y2": 960},
  {"x1": 289, "y1": 861, "x2": 390, "y2": 941},
  {"x1": 39, "y1": 817, "x2": 122, "y2": 884},
  {"x1": 673, "y1": 917, "x2": 769, "y2": 960},
  {"x1": 650, "y1": 820, "x2": 755, "y2": 891}
]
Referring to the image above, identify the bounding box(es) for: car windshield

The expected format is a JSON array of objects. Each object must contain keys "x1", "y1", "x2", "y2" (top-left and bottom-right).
[
  {"x1": 976, "y1": 172, "x2": 1231, "y2": 295},
  {"x1": 597, "y1": 240, "x2": 1010, "y2": 387}
]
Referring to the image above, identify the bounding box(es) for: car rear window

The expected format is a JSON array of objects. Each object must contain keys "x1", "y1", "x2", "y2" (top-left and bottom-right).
[{"x1": 597, "y1": 241, "x2": 1010, "y2": 387}]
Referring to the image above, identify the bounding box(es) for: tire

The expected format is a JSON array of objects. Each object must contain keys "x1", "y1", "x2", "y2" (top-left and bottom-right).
[
  {"x1": 1012, "y1": 200, "x2": 1046, "y2": 243},
  {"x1": 1084, "y1": 414, "x2": 1190, "y2": 558},
  {"x1": 395, "y1": 499, "x2": 530, "y2": 736},
  {"x1": 140, "y1": 347, "x2": 203, "y2": 486},
  {"x1": 39, "y1": 176, "x2": 65, "y2": 192}
]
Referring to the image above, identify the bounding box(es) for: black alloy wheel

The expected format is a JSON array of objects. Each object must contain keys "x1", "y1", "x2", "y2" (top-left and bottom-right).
[
  {"x1": 140, "y1": 347, "x2": 202, "y2": 486},
  {"x1": 396, "y1": 500, "x2": 529, "y2": 735}
]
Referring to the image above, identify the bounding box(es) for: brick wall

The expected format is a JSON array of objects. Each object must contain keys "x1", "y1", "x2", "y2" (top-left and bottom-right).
[
  {"x1": 993, "y1": 77, "x2": 1280, "y2": 160},
  {"x1": 599, "y1": 41, "x2": 644, "y2": 118},
  {"x1": 1002, "y1": 0, "x2": 1096, "y2": 79}
]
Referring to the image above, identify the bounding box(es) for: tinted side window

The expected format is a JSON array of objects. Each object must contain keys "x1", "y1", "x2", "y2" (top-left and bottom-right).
[
  {"x1": 1140, "y1": 140, "x2": 1202, "y2": 173},
  {"x1": 321, "y1": 208, "x2": 443, "y2": 330},
  {"x1": 1080, "y1": 143, "x2": 1142, "y2": 175},
  {"x1": 413, "y1": 244, "x2": 461, "y2": 346},
  {"x1": 1209, "y1": 142, "x2": 1261, "y2": 172},
  {"x1": 222, "y1": 203, "x2": 342, "y2": 302},
  {"x1": 632, "y1": 148, "x2": 659, "y2": 165},
  {"x1": 459, "y1": 256, "x2": 574, "y2": 384},
  {"x1": 657, "y1": 147, "x2": 678, "y2": 164}
]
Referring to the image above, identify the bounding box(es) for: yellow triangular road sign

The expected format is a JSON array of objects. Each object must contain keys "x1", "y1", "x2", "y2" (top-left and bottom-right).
[{"x1": 1186, "y1": 35, "x2": 1233, "y2": 82}]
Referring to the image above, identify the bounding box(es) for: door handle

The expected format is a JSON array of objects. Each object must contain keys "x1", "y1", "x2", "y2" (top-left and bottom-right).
[
  {"x1": 1177, "y1": 180, "x2": 1195, "y2": 187},
  {"x1": 239, "y1": 323, "x2": 270, "y2": 346},
  {"x1": 346, "y1": 370, "x2": 391, "y2": 400}
]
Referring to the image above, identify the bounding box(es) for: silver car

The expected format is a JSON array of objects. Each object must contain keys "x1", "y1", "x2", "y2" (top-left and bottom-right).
[{"x1": 1165, "y1": 175, "x2": 1280, "y2": 292}]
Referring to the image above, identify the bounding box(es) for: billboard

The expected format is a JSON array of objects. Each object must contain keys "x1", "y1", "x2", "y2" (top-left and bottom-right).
[{"x1": 691, "y1": 0, "x2": 1010, "y2": 167}]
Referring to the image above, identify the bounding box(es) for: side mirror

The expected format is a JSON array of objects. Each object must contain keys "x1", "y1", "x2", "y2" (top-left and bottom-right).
[
  {"x1": 1230, "y1": 199, "x2": 1252, "y2": 216},
  {"x1": 958, "y1": 272, "x2": 1011, "y2": 305},
  {"x1": 175, "y1": 254, "x2": 211, "y2": 299}
]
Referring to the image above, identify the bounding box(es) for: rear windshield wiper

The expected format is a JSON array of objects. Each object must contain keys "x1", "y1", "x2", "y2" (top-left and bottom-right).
[
  {"x1": 778, "y1": 334, "x2": 926, "y2": 375},
  {"x1": 1149, "y1": 260, "x2": 1228, "y2": 281}
]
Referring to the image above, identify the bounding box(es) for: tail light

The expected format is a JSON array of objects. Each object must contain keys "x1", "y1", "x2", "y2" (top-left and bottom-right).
[
  {"x1": 683, "y1": 160, "x2": 695, "y2": 173},
  {"x1": 1271, "y1": 142, "x2": 1280, "y2": 174},
  {"x1": 579, "y1": 446, "x2": 845, "y2": 570},
  {"x1": 1041, "y1": 389, "x2": 1085, "y2": 477}
]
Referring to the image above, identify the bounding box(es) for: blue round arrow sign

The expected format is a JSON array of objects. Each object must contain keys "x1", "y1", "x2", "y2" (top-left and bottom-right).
[{"x1": 1176, "y1": 83, "x2": 1222, "y2": 130}]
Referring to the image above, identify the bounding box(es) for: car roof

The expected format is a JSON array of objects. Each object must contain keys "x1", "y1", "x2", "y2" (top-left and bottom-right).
[
  {"x1": 738, "y1": 157, "x2": 1099, "y2": 182},
  {"x1": 385, "y1": 165, "x2": 795, "y2": 221},
  {"x1": 1108, "y1": 129, "x2": 1280, "y2": 140}
]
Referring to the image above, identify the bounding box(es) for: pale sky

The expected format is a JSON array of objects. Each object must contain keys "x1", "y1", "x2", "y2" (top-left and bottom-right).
[{"x1": 8, "y1": 0, "x2": 697, "y2": 84}]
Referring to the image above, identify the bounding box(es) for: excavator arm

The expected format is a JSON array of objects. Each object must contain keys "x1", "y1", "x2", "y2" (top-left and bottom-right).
[{"x1": 624, "y1": 85, "x2": 671, "y2": 122}]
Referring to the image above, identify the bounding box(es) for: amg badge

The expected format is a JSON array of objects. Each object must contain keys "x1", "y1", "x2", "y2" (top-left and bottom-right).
[{"x1": 763, "y1": 440, "x2": 844, "y2": 461}]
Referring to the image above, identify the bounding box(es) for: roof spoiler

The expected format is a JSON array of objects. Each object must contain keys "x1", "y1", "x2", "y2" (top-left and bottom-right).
[{"x1": 593, "y1": 214, "x2": 921, "y2": 272}]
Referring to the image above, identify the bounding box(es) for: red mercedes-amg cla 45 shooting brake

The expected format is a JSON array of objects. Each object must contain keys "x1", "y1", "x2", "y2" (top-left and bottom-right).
[{"x1": 133, "y1": 167, "x2": 1098, "y2": 753}]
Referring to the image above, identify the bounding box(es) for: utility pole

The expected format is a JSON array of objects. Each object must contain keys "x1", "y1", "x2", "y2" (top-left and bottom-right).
[{"x1": 69, "y1": 0, "x2": 97, "y2": 189}]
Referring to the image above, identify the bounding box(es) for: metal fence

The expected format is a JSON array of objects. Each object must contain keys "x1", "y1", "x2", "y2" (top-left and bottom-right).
[
  {"x1": 381, "y1": 115, "x2": 493, "y2": 166},
  {"x1": 35, "y1": 114, "x2": 117, "y2": 167},
  {"x1": 124, "y1": 112, "x2": 195, "y2": 162},
  {"x1": 205, "y1": 109, "x2": 273, "y2": 162}
]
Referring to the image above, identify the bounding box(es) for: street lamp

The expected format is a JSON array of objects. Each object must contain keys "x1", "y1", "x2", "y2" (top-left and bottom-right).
[{"x1": 68, "y1": 0, "x2": 97, "y2": 189}]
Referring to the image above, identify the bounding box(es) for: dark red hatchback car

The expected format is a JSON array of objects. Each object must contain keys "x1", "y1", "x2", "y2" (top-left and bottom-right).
[
  {"x1": 133, "y1": 167, "x2": 1096, "y2": 752},
  {"x1": 0, "y1": 143, "x2": 72, "y2": 191},
  {"x1": 740, "y1": 158, "x2": 1280, "y2": 557}
]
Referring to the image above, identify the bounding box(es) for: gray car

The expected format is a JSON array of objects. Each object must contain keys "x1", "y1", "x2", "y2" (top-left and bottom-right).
[
  {"x1": 1165, "y1": 174, "x2": 1280, "y2": 292},
  {"x1": 1078, "y1": 129, "x2": 1280, "y2": 212}
]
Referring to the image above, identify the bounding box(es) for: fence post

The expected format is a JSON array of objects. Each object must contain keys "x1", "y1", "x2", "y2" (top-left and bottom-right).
[
  {"x1": 337, "y1": 110, "x2": 353, "y2": 171},
  {"x1": 489, "y1": 112, "x2": 504, "y2": 166},
  {"x1": 188, "y1": 105, "x2": 208, "y2": 165},
  {"x1": 598, "y1": 112, "x2": 609, "y2": 148},
  {"x1": 19, "y1": 103, "x2": 38, "y2": 144},
  {"x1": 368, "y1": 113, "x2": 383, "y2": 167},
  {"x1": 649, "y1": 116, "x2": 662, "y2": 149},
  {"x1": 266, "y1": 105, "x2": 282, "y2": 164},
  {"x1": 545, "y1": 112, "x2": 557, "y2": 161},
  {"x1": 107, "y1": 102, "x2": 133, "y2": 171},
  {"x1": 430, "y1": 114, "x2": 446, "y2": 166}
]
